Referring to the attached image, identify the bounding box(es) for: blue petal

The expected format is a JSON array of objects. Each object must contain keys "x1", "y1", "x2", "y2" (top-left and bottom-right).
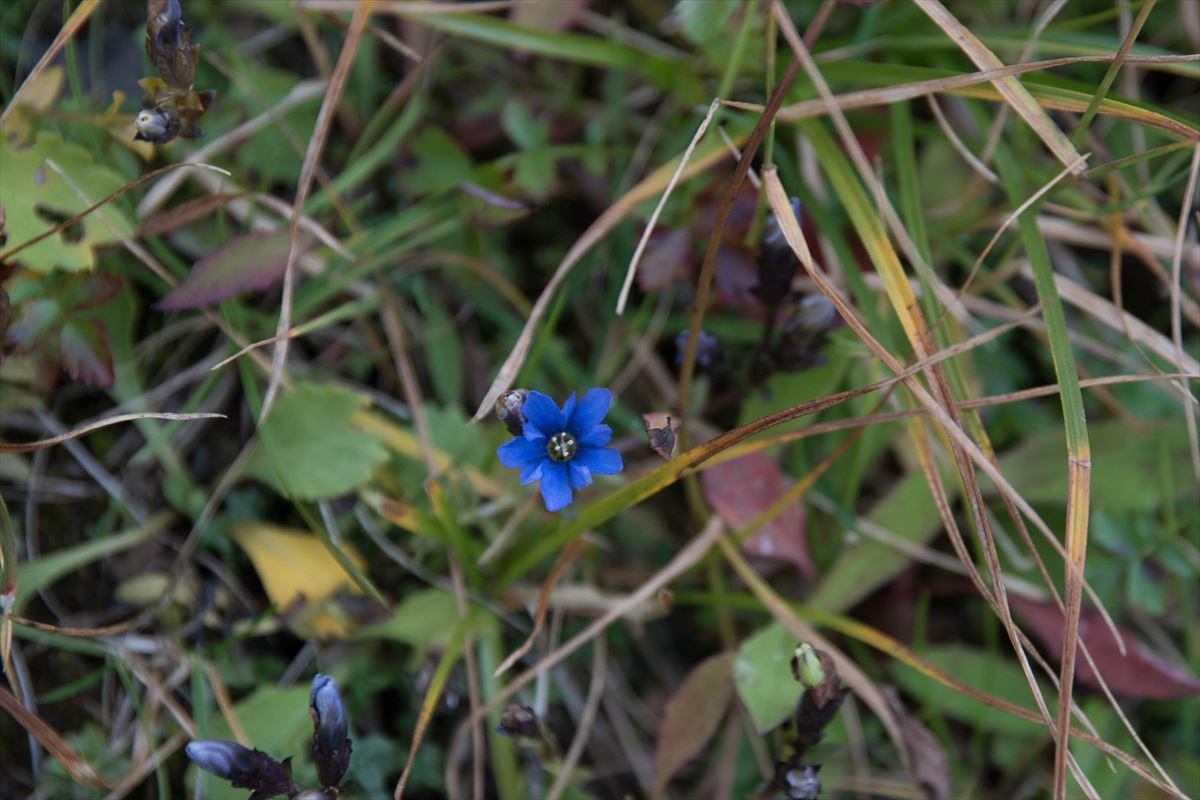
[
  {"x1": 522, "y1": 391, "x2": 565, "y2": 438},
  {"x1": 519, "y1": 459, "x2": 545, "y2": 485},
  {"x1": 567, "y1": 388, "x2": 612, "y2": 437},
  {"x1": 575, "y1": 446, "x2": 623, "y2": 475},
  {"x1": 568, "y1": 461, "x2": 593, "y2": 490},
  {"x1": 498, "y1": 437, "x2": 545, "y2": 468},
  {"x1": 539, "y1": 462, "x2": 573, "y2": 511},
  {"x1": 562, "y1": 392, "x2": 577, "y2": 424},
  {"x1": 578, "y1": 423, "x2": 611, "y2": 448}
]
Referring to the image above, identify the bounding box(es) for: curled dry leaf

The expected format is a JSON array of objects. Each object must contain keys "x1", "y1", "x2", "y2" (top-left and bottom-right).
[
  {"x1": 883, "y1": 686, "x2": 950, "y2": 800},
  {"x1": 642, "y1": 411, "x2": 677, "y2": 460},
  {"x1": 1010, "y1": 596, "x2": 1200, "y2": 699},
  {"x1": 701, "y1": 452, "x2": 814, "y2": 576}
]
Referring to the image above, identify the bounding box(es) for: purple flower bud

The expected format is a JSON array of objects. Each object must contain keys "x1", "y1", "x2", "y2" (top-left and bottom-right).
[
  {"x1": 758, "y1": 197, "x2": 803, "y2": 307},
  {"x1": 185, "y1": 740, "x2": 292, "y2": 798},
  {"x1": 310, "y1": 674, "x2": 352, "y2": 789},
  {"x1": 675, "y1": 330, "x2": 721, "y2": 370}
]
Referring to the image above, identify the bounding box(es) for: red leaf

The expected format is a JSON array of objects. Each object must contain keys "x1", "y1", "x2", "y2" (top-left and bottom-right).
[
  {"x1": 157, "y1": 231, "x2": 293, "y2": 310},
  {"x1": 1010, "y1": 596, "x2": 1200, "y2": 700},
  {"x1": 652, "y1": 651, "x2": 735, "y2": 794},
  {"x1": 701, "y1": 452, "x2": 814, "y2": 576},
  {"x1": 58, "y1": 271, "x2": 123, "y2": 312},
  {"x1": 714, "y1": 244, "x2": 766, "y2": 317},
  {"x1": 636, "y1": 228, "x2": 693, "y2": 292},
  {"x1": 58, "y1": 318, "x2": 114, "y2": 388}
]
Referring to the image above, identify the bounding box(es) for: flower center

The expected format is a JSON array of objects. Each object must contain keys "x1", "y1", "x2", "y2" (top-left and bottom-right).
[{"x1": 546, "y1": 432, "x2": 577, "y2": 462}]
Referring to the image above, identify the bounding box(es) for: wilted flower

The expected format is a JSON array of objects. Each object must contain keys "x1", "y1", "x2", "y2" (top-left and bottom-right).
[
  {"x1": 310, "y1": 674, "x2": 352, "y2": 789},
  {"x1": 496, "y1": 703, "x2": 541, "y2": 739},
  {"x1": 494, "y1": 388, "x2": 529, "y2": 437},
  {"x1": 674, "y1": 330, "x2": 721, "y2": 370},
  {"x1": 759, "y1": 197, "x2": 803, "y2": 306},
  {"x1": 185, "y1": 740, "x2": 291, "y2": 798},
  {"x1": 497, "y1": 388, "x2": 623, "y2": 512}
]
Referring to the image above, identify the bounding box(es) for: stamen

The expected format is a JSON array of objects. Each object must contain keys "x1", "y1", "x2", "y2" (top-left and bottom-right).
[{"x1": 546, "y1": 432, "x2": 577, "y2": 462}]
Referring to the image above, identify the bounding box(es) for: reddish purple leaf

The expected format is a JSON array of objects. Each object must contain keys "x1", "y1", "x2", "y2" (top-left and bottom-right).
[
  {"x1": 1010, "y1": 596, "x2": 1200, "y2": 700},
  {"x1": 59, "y1": 318, "x2": 114, "y2": 388},
  {"x1": 714, "y1": 244, "x2": 766, "y2": 317},
  {"x1": 58, "y1": 271, "x2": 124, "y2": 312},
  {"x1": 652, "y1": 651, "x2": 735, "y2": 794},
  {"x1": 637, "y1": 228, "x2": 693, "y2": 292},
  {"x1": 157, "y1": 231, "x2": 293, "y2": 310},
  {"x1": 701, "y1": 452, "x2": 814, "y2": 576}
]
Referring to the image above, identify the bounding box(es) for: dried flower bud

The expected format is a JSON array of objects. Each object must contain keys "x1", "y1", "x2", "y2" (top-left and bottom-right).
[
  {"x1": 784, "y1": 764, "x2": 822, "y2": 800},
  {"x1": 642, "y1": 412, "x2": 677, "y2": 460},
  {"x1": 759, "y1": 197, "x2": 803, "y2": 307},
  {"x1": 496, "y1": 703, "x2": 540, "y2": 739},
  {"x1": 185, "y1": 740, "x2": 292, "y2": 799},
  {"x1": 310, "y1": 674, "x2": 352, "y2": 789},
  {"x1": 495, "y1": 389, "x2": 529, "y2": 437},
  {"x1": 674, "y1": 330, "x2": 720, "y2": 370}
]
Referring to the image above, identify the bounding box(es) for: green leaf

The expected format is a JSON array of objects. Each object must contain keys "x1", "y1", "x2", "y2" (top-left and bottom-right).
[
  {"x1": 406, "y1": 127, "x2": 474, "y2": 195},
  {"x1": 734, "y1": 621, "x2": 804, "y2": 734},
  {"x1": 16, "y1": 515, "x2": 168, "y2": 613},
  {"x1": 157, "y1": 231, "x2": 292, "y2": 310},
  {"x1": 355, "y1": 588, "x2": 491, "y2": 650},
  {"x1": 890, "y1": 646, "x2": 1044, "y2": 736},
  {"x1": 208, "y1": 684, "x2": 312, "y2": 760},
  {"x1": 500, "y1": 99, "x2": 545, "y2": 150},
  {"x1": 246, "y1": 383, "x2": 388, "y2": 500},
  {"x1": 674, "y1": 0, "x2": 738, "y2": 46},
  {"x1": 0, "y1": 131, "x2": 133, "y2": 272}
]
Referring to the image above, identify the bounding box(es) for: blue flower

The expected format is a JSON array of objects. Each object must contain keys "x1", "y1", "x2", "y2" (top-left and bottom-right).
[
  {"x1": 310, "y1": 674, "x2": 352, "y2": 788},
  {"x1": 497, "y1": 388, "x2": 623, "y2": 512}
]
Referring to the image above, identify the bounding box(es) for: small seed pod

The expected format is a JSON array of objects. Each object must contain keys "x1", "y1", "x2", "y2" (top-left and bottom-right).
[
  {"x1": 495, "y1": 389, "x2": 529, "y2": 437},
  {"x1": 496, "y1": 703, "x2": 541, "y2": 739}
]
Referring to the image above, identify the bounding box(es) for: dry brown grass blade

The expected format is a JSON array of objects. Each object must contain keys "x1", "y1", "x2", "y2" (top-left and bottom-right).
[
  {"x1": 914, "y1": 0, "x2": 1087, "y2": 175},
  {"x1": 468, "y1": 134, "x2": 736, "y2": 423},
  {"x1": 1169, "y1": 144, "x2": 1200, "y2": 478},
  {"x1": 761, "y1": 169, "x2": 1105, "y2": 796},
  {"x1": 0, "y1": 685, "x2": 110, "y2": 788},
  {"x1": 459, "y1": 517, "x2": 723, "y2": 731},
  {"x1": 677, "y1": 54, "x2": 803, "y2": 434},
  {"x1": 259, "y1": 0, "x2": 375, "y2": 425},
  {"x1": 740, "y1": 54, "x2": 1200, "y2": 127},
  {"x1": 1022, "y1": 263, "x2": 1200, "y2": 376},
  {"x1": 0, "y1": 0, "x2": 99, "y2": 129},
  {"x1": 494, "y1": 538, "x2": 589, "y2": 678},
  {"x1": 545, "y1": 634, "x2": 607, "y2": 800},
  {"x1": 616, "y1": 99, "x2": 721, "y2": 315},
  {"x1": 0, "y1": 413, "x2": 225, "y2": 454}
]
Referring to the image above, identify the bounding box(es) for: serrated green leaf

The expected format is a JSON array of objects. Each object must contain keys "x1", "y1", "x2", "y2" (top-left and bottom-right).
[
  {"x1": 734, "y1": 621, "x2": 804, "y2": 734},
  {"x1": 246, "y1": 383, "x2": 388, "y2": 500},
  {"x1": 0, "y1": 131, "x2": 132, "y2": 272}
]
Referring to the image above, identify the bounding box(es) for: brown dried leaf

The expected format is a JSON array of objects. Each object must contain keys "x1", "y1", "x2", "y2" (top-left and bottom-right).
[
  {"x1": 652, "y1": 651, "x2": 735, "y2": 795},
  {"x1": 637, "y1": 228, "x2": 693, "y2": 292},
  {"x1": 642, "y1": 412, "x2": 677, "y2": 460},
  {"x1": 136, "y1": 192, "x2": 247, "y2": 238},
  {"x1": 0, "y1": 686, "x2": 110, "y2": 788},
  {"x1": 1010, "y1": 596, "x2": 1200, "y2": 700},
  {"x1": 884, "y1": 686, "x2": 950, "y2": 800},
  {"x1": 701, "y1": 452, "x2": 814, "y2": 576}
]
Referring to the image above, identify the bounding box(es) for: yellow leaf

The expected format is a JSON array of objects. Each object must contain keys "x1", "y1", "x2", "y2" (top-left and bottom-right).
[
  {"x1": 4, "y1": 66, "x2": 65, "y2": 145},
  {"x1": 231, "y1": 522, "x2": 366, "y2": 639}
]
